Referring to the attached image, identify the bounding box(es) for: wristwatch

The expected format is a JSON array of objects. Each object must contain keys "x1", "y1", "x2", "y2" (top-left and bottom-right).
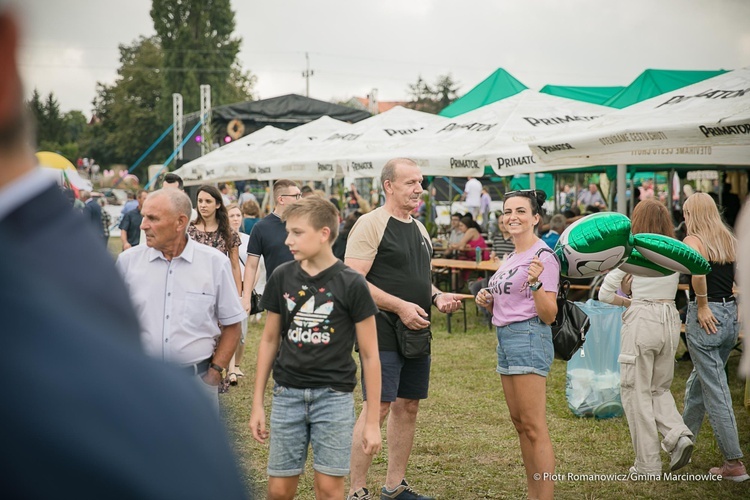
[
  {"x1": 431, "y1": 292, "x2": 443, "y2": 305},
  {"x1": 529, "y1": 281, "x2": 543, "y2": 292},
  {"x1": 209, "y1": 362, "x2": 227, "y2": 379}
]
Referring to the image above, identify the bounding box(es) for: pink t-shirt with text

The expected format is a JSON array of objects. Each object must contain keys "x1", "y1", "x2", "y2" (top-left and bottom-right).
[{"x1": 488, "y1": 239, "x2": 560, "y2": 327}]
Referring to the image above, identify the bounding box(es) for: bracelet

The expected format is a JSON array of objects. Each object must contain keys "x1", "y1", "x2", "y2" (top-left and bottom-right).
[{"x1": 695, "y1": 292, "x2": 708, "y2": 298}]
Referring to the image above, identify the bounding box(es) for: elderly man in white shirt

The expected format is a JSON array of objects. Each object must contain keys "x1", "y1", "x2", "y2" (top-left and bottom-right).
[{"x1": 116, "y1": 189, "x2": 246, "y2": 410}]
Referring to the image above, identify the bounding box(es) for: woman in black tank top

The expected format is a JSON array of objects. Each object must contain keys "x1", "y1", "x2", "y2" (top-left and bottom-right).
[{"x1": 681, "y1": 193, "x2": 748, "y2": 481}]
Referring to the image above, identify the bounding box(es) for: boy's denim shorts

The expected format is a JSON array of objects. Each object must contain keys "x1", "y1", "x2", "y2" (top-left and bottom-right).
[
  {"x1": 496, "y1": 317, "x2": 553, "y2": 377},
  {"x1": 268, "y1": 384, "x2": 355, "y2": 477}
]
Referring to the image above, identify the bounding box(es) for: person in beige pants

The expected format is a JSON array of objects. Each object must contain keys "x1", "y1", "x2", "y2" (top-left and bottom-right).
[{"x1": 598, "y1": 199, "x2": 694, "y2": 475}]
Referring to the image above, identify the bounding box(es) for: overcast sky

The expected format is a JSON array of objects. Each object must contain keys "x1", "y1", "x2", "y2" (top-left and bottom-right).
[{"x1": 16, "y1": 0, "x2": 750, "y2": 116}]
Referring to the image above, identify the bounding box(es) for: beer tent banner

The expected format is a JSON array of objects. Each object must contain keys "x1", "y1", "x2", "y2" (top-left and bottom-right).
[
  {"x1": 174, "y1": 126, "x2": 287, "y2": 186},
  {"x1": 257, "y1": 106, "x2": 446, "y2": 181},
  {"x1": 530, "y1": 68, "x2": 750, "y2": 167},
  {"x1": 459, "y1": 90, "x2": 613, "y2": 176}
]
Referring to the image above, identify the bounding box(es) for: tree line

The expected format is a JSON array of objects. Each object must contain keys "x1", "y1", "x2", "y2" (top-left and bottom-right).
[{"x1": 27, "y1": 0, "x2": 460, "y2": 183}]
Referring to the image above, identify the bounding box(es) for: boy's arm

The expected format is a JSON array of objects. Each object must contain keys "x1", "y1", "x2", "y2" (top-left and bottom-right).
[
  {"x1": 355, "y1": 315, "x2": 382, "y2": 456},
  {"x1": 249, "y1": 311, "x2": 282, "y2": 444}
]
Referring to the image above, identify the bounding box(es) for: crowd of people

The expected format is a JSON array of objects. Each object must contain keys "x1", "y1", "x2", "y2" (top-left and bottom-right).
[{"x1": 2, "y1": 2, "x2": 747, "y2": 496}]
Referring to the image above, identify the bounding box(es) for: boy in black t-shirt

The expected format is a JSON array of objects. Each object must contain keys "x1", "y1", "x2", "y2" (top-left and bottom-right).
[{"x1": 250, "y1": 197, "x2": 382, "y2": 500}]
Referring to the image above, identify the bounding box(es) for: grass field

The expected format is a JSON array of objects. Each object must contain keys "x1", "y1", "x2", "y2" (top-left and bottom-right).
[{"x1": 221, "y1": 306, "x2": 750, "y2": 499}]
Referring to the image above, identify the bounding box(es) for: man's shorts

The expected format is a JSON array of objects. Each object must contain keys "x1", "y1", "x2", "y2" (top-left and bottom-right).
[
  {"x1": 268, "y1": 384, "x2": 354, "y2": 477},
  {"x1": 496, "y1": 316, "x2": 553, "y2": 377},
  {"x1": 361, "y1": 350, "x2": 431, "y2": 402}
]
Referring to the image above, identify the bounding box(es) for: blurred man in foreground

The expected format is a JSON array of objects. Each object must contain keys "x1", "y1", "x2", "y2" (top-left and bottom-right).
[{"x1": 0, "y1": 4, "x2": 250, "y2": 497}]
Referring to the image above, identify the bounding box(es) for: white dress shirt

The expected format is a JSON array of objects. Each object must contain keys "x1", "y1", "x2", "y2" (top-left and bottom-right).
[{"x1": 116, "y1": 236, "x2": 246, "y2": 365}]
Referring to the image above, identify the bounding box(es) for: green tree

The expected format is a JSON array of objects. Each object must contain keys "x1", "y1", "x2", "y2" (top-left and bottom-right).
[
  {"x1": 151, "y1": 0, "x2": 254, "y2": 114},
  {"x1": 406, "y1": 73, "x2": 461, "y2": 114},
  {"x1": 26, "y1": 89, "x2": 81, "y2": 160},
  {"x1": 82, "y1": 36, "x2": 169, "y2": 179}
]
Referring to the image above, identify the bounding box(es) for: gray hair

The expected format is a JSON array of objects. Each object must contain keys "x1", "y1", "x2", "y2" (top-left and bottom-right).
[
  {"x1": 380, "y1": 157, "x2": 417, "y2": 190},
  {"x1": 148, "y1": 189, "x2": 192, "y2": 220},
  {"x1": 550, "y1": 214, "x2": 567, "y2": 233}
]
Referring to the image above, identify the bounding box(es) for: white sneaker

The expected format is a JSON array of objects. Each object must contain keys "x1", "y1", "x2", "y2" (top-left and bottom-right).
[{"x1": 670, "y1": 436, "x2": 694, "y2": 471}]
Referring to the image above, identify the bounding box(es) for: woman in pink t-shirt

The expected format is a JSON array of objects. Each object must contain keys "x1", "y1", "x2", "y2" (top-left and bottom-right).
[{"x1": 476, "y1": 190, "x2": 559, "y2": 500}]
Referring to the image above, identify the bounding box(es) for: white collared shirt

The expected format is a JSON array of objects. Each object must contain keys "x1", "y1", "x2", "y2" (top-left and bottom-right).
[{"x1": 116, "y1": 236, "x2": 246, "y2": 365}]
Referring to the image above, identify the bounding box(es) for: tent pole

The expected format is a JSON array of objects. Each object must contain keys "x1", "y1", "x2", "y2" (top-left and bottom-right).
[
  {"x1": 667, "y1": 169, "x2": 675, "y2": 220},
  {"x1": 529, "y1": 173, "x2": 537, "y2": 191},
  {"x1": 553, "y1": 173, "x2": 559, "y2": 213},
  {"x1": 616, "y1": 164, "x2": 627, "y2": 215}
]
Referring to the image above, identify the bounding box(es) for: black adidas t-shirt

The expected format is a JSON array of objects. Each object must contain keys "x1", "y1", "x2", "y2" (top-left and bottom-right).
[
  {"x1": 345, "y1": 207, "x2": 433, "y2": 351},
  {"x1": 261, "y1": 260, "x2": 378, "y2": 392}
]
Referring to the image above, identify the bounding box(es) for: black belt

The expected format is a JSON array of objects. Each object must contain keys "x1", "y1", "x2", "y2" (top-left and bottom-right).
[
  {"x1": 706, "y1": 296, "x2": 735, "y2": 303},
  {"x1": 180, "y1": 358, "x2": 211, "y2": 376}
]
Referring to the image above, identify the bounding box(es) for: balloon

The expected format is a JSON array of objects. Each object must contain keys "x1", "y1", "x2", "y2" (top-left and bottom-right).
[
  {"x1": 618, "y1": 248, "x2": 675, "y2": 277},
  {"x1": 555, "y1": 212, "x2": 633, "y2": 278},
  {"x1": 632, "y1": 233, "x2": 711, "y2": 275}
]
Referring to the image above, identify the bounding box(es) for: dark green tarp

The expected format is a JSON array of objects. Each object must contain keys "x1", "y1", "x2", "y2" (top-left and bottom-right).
[
  {"x1": 438, "y1": 68, "x2": 527, "y2": 118},
  {"x1": 539, "y1": 85, "x2": 624, "y2": 105}
]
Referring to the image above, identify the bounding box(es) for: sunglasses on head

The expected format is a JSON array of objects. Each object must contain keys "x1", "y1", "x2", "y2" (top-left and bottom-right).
[{"x1": 503, "y1": 189, "x2": 547, "y2": 203}]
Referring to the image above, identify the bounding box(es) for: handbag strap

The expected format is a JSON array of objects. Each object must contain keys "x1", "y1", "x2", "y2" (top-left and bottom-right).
[
  {"x1": 281, "y1": 262, "x2": 346, "y2": 335},
  {"x1": 534, "y1": 246, "x2": 564, "y2": 297}
]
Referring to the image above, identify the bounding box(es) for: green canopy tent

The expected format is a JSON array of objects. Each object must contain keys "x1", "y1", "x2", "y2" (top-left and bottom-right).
[
  {"x1": 603, "y1": 69, "x2": 728, "y2": 109},
  {"x1": 438, "y1": 68, "x2": 527, "y2": 118},
  {"x1": 539, "y1": 85, "x2": 624, "y2": 106}
]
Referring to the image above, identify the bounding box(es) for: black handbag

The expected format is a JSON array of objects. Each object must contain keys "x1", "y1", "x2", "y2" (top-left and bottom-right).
[
  {"x1": 249, "y1": 290, "x2": 264, "y2": 315},
  {"x1": 551, "y1": 280, "x2": 591, "y2": 361},
  {"x1": 394, "y1": 318, "x2": 432, "y2": 358}
]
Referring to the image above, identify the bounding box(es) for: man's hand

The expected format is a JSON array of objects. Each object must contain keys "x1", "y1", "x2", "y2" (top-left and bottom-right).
[
  {"x1": 249, "y1": 407, "x2": 268, "y2": 444},
  {"x1": 201, "y1": 368, "x2": 221, "y2": 387},
  {"x1": 396, "y1": 301, "x2": 430, "y2": 330},
  {"x1": 361, "y1": 422, "x2": 382, "y2": 455},
  {"x1": 435, "y1": 293, "x2": 462, "y2": 314},
  {"x1": 122, "y1": 242, "x2": 132, "y2": 250}
]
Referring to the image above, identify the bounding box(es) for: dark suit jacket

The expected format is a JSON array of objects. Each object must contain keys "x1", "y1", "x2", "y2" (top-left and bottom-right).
[
  {"x1": 0, "y1": 185, "x2": 251, "y2": 499},
  {"x1": 83, "y1": 198, "x2": 106, "y2": 241}
]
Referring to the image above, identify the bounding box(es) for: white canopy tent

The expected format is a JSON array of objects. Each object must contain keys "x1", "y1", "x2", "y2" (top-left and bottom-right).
[
  {"x1": 529, "y1": 68, "x2": 750, "y2": 167},
  {"x1": 251, "y1": 116, "x2": 353, "y2": 182},
  {"x1": 174, "y1": 125, "x2": 287, "y2": 186},
  {"x1": 461, "y1": 90, "x2": 613, "y2": 176},
  {"x1": 258, "y1": 106, "x2": 448, "y2": 180},
  {"x1": 382, "y1": 98, "x2": 524, "y2": 178},
  {"x1": 174, "y1": 116, "x2": 351, "y2": 185}
]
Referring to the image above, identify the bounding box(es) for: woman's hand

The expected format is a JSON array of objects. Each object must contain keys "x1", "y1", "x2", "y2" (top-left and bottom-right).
[
  {"x1": 620, "y1": 274, "x2": 633, "y2": 296},
  {"x1": 527, "y1": 256, "x2": 543, "y2": 284},
  {"x1": 697, "y1": 305, "x2": 718, "y2": 334},
  {"x1": 475, "y1": 288, "x2": 494, "y2": 312}
]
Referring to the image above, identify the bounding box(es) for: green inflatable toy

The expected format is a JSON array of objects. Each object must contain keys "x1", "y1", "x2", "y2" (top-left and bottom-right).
[
  {"x1": 618, "y1": 248, "x2": 675, "y2": 278},
  {"x1": 554, "y1": 212, "x2": 633, "y2": 278},
  {"x1": 632, "y1": 233, "x2": 711, "y2": 275}
]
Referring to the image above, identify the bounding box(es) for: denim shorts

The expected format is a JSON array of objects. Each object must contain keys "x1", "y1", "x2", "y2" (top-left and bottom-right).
[
  {"x1": 496, "y1": 317, "x2": 553, "y2": 377},
  {"x1": 268, "y1": 384, "x2": 355, "y2": 477},
  {"x1": 360, "y1": 350, "x2": 431, "y2": 402}
]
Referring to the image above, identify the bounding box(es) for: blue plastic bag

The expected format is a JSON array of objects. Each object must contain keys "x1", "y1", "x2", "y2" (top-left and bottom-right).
[{"x1": 565, "y1": 300, "x2": 626, "y2": 419}]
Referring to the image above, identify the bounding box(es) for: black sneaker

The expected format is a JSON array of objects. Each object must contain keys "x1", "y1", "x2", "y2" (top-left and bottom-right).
[{"x1": 380, "y1": 479, "x2": 434, "y2": 499}]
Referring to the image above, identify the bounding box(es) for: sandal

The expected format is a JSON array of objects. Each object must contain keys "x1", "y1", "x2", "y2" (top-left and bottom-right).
[
  {"x1": 228, "y1": 372, "x2": 238, "y2": 386},
  {"x1": 234, "y1": 365, "x2": 245, "y2": 378}
]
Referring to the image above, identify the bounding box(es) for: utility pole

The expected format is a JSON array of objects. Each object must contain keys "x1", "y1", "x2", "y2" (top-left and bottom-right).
[{"x1": 302, "y1": 52, "x2": 314, "y2": 97}]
